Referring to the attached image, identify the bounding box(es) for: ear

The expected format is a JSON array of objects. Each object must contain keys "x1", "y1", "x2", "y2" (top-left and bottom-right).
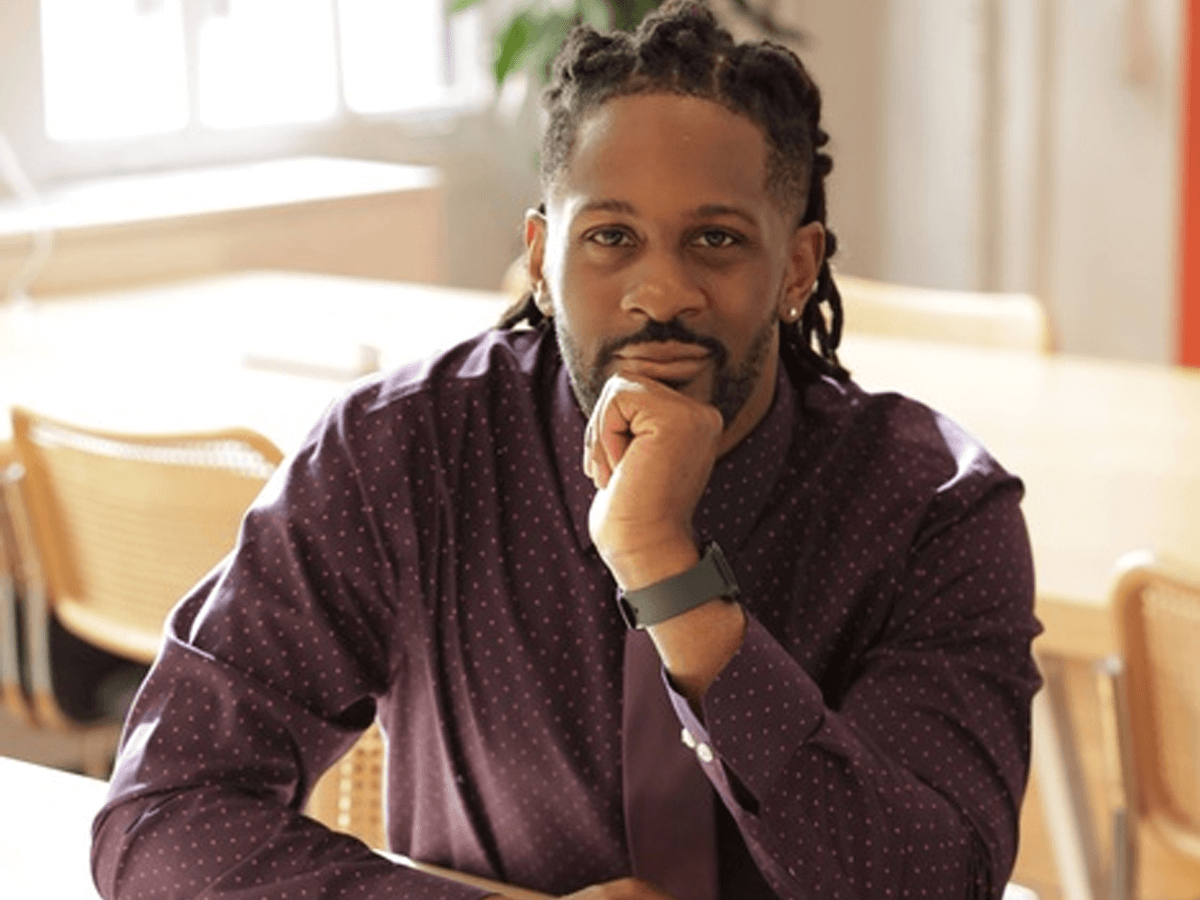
[
  {"x1": 524, "y1": 208, "x2": 554, "y2": 317},
  {"x1": 779, "y1": 221, "x2": 825, "y2": 323}
]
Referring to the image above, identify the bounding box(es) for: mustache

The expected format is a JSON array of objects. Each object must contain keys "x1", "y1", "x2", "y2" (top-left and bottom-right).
[{"x1": 595, "y1": 318, "x2": 728, "y2": 369}]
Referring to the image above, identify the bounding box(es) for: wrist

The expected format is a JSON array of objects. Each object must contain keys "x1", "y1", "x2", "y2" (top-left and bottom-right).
[
  {"x1": 617, "y1": 542, "x2": 740, "y2": 630},
  {"x1": 601, "y1": 537, "x2": 700, "y2": 593}
]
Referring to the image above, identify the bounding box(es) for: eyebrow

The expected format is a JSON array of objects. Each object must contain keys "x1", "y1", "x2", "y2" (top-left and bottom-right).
[
  {"x1": 576, "y1": 198, "x2": 637, "y2": 216},
  {"x1": 694, "y1": 203, "x2": 758, "y2": 227},
  {"x1": 575, "y1": 199, "x2": 759, "y2": 227}
]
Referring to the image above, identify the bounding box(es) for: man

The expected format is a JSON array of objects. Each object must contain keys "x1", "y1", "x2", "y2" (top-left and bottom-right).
[{"x1": 93, "y1": 3, "x2": 1041, "y2": 898}]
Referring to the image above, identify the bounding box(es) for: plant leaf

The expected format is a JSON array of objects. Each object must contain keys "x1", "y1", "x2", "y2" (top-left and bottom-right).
[{"x1": 494, "y1": 12, "x2": 535, "y2": 85}]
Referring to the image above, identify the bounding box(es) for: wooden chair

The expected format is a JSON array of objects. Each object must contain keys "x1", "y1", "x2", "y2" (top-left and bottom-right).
[
  {"x1": 306, "y1": 720, "x2": 389, "y2": 851},
  {"x1": 5, "y1": 408, "x2": 281, "y2": 773},
  {"x1": 9, "y1": 406, "x2": 281, "y2": 666},
  {"x1": 305, "y1": 722, "x2": 551, "y2": 897},
  {"x1": 2, "y1": 461, "x2": 126, "y2": 774},
  {"x1": 836, "y1": 273, "x2": 1053, "y2": 352},
  {"x1": 1100, "y1": 551, "x2": 1200, "y2": 900}
]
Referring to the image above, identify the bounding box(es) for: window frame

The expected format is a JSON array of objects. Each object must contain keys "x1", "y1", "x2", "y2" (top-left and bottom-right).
[{"x1": 0, "y1": 0, "x2": 494, "y2": 189}]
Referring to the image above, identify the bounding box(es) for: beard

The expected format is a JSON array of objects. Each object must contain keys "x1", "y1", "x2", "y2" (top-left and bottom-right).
[{"x1": 554, "y1": 307, "x2": 777, "y2": 427}]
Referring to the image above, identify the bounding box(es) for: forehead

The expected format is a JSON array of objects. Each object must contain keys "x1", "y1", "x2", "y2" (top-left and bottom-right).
[{"x1": 550, "y1": 93, "x2": 775, "y2": 217}]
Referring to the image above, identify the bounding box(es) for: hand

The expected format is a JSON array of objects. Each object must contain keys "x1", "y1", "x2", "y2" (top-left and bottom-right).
[
  {"x1": 584, "y1": 373, "x2": 723, "y2": 590},
  {"x1": 560, "y1": 877, "x2": 681, "y2": 899}
]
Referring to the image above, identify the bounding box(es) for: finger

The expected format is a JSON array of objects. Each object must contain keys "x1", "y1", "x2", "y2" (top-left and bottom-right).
[
  {"x1": 583, "y1": 406, "x2": 612, "y2": 489},
  {"x1": 593, "y1": 376, "x2": 640, "y2": 471}
]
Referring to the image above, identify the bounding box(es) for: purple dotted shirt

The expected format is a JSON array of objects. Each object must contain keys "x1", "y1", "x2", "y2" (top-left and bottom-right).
[{"x1": 93, "y1": 327, "x2": 1041, "y2": 899}]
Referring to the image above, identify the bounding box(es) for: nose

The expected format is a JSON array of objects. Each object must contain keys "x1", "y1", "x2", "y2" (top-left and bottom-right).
[{"x1": 620, "y1": 251, "x2": 705, "y2": 322}]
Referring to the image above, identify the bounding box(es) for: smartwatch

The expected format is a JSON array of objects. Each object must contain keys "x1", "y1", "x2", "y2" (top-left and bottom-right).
[{"x1": 618, "y1": 542, "x2": 740, "y2": 629}]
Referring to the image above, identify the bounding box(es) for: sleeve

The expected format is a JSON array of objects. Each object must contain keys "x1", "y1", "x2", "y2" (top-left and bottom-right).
[
  {"x1": 666, "y1": 474, "x2": 1042, "y2": 900},
  {"x1": 90, "y1": 400, "x2": 489, "y2": 900}
]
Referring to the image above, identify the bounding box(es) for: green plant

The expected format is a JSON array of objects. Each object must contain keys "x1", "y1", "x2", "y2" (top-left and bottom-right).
[
  {"x1": 448, "y1": 0, "x2": 803, "y2": 89},
  {"x1": 448, "y1": 1, "x2": 664, "y2": 87}
]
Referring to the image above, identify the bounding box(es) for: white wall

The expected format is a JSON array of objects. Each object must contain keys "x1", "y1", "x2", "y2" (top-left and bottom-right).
[
  {"x1": 1041, "y1": 0, "x2": 1181, "y2": 361},
  {"x1": 789, "y1": 0, "x2": 1183, "y2": 362}
]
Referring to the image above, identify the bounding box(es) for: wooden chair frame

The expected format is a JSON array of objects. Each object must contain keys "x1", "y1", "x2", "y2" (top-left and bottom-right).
[
  {"x1": 0, "y1": 455, "x2": 35, "y2": 727},
  {"x1": 1101, "y1": 550, "x2": 1200, "y2": 900},
  {"x1": 10, "y1": 406, "x2": 281, "y2": 665},
  {"x1": 836, "y1": 273, "x2": 1053, "y2": 352},
  {"x1": 2, "y1": 461, "x2": 122, "y2": 774}
]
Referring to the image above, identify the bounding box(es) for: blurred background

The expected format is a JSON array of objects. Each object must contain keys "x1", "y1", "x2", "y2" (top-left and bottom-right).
[
  {"x1": 4, "y1": 6, "x2": 1200, "y2": 900},
  {"x1": 0, "y1": 0, "x2": 1193, "y2": 365}
]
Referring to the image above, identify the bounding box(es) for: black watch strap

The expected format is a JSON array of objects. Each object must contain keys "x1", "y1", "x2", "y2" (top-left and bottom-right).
[{"x1": 618, "y1": 542, "x2": 740, "y2": 629}]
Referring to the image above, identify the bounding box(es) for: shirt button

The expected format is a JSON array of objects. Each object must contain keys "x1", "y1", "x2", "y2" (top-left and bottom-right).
[
  {"x1": 695, "y1": 742, "x2": 715, "y2": 764},
  {"x1": 680, "y1": 728, "x2": 697, "y2": 749}
]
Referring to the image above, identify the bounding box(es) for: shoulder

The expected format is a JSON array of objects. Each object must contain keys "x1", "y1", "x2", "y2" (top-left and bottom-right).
[
  {"x1": 797, "y1": 374, "x2": 1020, "y2": 508},
  {"x1": 302, "y1": 327, "x2": 553, "y2": 450},
  {"x1": 370, "y1": 327, "x2": 548, "y2": 412}
]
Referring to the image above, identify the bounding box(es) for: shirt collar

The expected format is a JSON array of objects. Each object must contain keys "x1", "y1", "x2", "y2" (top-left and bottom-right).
[{"x1": 549, "y1": 341, "x2": 796, "y2": 558}]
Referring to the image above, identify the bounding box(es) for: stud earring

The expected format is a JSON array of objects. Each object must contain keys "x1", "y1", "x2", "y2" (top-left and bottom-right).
[{"x1": 786, "y1": 307, "x2": 799, "y2": 321}]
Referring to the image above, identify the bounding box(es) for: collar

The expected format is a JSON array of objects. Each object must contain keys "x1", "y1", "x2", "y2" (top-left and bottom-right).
[{"x1": 549, "y1": 343, "x2": 797, "y2": 558}]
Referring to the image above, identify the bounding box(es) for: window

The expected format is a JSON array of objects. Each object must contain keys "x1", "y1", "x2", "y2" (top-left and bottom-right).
[
  {"x1": 40, "y1": 0, "x2": 189, "y2": 140},
  {"x1": 38, "y1": 0, "x2": 488, "y2": 143}
]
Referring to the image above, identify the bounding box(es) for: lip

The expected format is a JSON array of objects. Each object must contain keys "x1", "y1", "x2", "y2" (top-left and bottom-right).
[
  {"x1": 613, "y1": 342, "x2": 711, "y2": 364},
  {"x1": 613, "y1": 343, "x2": 712, "y2": 383}
]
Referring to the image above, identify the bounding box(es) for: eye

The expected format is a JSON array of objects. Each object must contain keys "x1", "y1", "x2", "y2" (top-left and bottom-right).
[
  {"x1": 585, "y1": 226, "x2": 634, "y2": 248},
  {"x1": 693, "y1": 228, "x2": 741, "y2": 249}
]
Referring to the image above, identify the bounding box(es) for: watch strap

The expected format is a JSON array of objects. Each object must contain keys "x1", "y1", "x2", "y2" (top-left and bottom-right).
[{"x1": 618, "y1": 542, "x2": 740, "y2": 629}]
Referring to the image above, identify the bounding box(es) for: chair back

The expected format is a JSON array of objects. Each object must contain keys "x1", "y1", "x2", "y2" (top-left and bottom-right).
[
  {"x1": 9, "y1": 407, "x2": 282, "y2": 664},
  {"x1": 837, "y1": 273, "x2": 1052, "y2": 352},
  {"x1": 0, "y1": 447, "x2": 35, "y2": 725},
  {"x1": 1108, "y1": 552, "x2": 1200, "y2": 894},
  {"x1": 306, "y1": 721, "x2": 388, "y2": 850}
]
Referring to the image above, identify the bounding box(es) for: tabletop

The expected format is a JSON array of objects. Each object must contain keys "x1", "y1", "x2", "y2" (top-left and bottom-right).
[
  {"x1": 0, "y1": 755, "x2": 108, "y2": 898},
  {"x1": 0, "y1": 753, "x2": 552, "y2": 900},
  {"x1": 5, "y1": 270, "x2": 1200, "y2": 661}
]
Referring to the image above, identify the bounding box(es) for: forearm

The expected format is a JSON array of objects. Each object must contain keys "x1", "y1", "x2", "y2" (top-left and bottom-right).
[
  {"x1": 662, "y1": 617, "x2": 1032, "y2": 900},
  {"x1": 646, "y1": 596, "x2": 745, "y2": 704},
  {"x1": 93, "y1": 788, "x2": 486, "y2": 900}
]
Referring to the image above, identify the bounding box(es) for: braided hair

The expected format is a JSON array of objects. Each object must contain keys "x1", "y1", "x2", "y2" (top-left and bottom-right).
[{"x1": 501, "y1": 0, "x2": 848, "y2": 382}]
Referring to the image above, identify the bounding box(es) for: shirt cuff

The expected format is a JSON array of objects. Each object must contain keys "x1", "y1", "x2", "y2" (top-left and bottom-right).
[{"x1": 664, "y1": 615, "x2": 826, "y2": 807}]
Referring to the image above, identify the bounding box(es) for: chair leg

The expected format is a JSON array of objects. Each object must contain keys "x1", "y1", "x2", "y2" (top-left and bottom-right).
[{"x1": 1096, "y1": 656, "x2": 1138, "y2": 900}]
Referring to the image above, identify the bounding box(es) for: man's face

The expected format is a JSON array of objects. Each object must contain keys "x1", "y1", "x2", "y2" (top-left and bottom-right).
[{"x1": 527, "y1": 92, "x2": 823, "y2": 453}]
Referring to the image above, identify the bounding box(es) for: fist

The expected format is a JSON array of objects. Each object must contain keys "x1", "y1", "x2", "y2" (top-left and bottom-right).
[{"x1": 584, "y1": 373, "x2": 723, "y2": 590}]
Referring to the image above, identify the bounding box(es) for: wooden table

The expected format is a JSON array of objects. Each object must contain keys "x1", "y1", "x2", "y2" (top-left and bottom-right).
[
  {"x1": 0, "y1": 754, "x2": 551, "y2": 900},
  {"x1": 0, "y1": 271, "x2": 509, "y2": 451},
  {"x1": 0, "y1": 755, "x2": 108, "y2": 898}
]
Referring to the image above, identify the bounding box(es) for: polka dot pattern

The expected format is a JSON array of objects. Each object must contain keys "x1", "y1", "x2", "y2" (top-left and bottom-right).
[{"x1": 94, "y1": 329, "x2": 1041, "y2": 900}]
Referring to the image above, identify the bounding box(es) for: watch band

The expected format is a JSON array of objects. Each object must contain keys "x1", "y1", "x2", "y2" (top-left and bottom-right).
[{"x1": 618, "y1": 542, "x2": 740, "y2": 629}]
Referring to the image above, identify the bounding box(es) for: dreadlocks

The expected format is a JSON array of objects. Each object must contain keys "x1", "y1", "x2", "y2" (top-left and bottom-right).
[{"x1": 501, "y1": 0, "x2": 848, "y2": 382}]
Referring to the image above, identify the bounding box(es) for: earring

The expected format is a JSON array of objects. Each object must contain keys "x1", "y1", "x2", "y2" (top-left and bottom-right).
[
  {"x1": 786, "y1": 307, "x2": 799, "y2": 321},
  {"x1": 533, "y1": 282, "x2": 551, "y2": 315}
]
